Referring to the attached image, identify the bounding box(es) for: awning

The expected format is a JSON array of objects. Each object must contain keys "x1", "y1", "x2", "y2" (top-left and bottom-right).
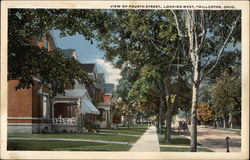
[{"x1": 80, "y1": 99, "x2": 100, "y2": 115}]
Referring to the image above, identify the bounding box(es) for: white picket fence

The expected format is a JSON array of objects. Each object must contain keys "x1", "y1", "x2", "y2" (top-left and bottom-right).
[{"x1": 53, "y1": 117, "x2": 79, "y2": 125}]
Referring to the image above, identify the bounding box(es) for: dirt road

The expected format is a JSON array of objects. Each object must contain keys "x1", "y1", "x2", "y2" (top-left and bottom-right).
[{"x1": 186, "y1": 126, "x2": 241, "y2": 152}]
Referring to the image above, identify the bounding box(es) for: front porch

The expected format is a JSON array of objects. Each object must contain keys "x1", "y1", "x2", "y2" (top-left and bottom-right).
[
  {"x1": 52, "y1": 100, "x2": 82, "y2": 133},
  {"x1": 96, "y1": 103, "x2": 113, "y2": 128},
  {"x1": 52, "y1": 96, "x2": 100, "y2": 133}
]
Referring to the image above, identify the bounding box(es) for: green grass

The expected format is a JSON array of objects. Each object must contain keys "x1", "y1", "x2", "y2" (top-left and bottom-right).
[
  {"x1": 160, "y1": 147, "x2": 213, "y2": 152},
  {"x1": 7, "y1": 140, "x2": 131, "y2": 151},
  {"x1": 232, "y1": 126, "x2": 241, "y2": 129},
  {"x1": 8, "y1": 133, "x2": 139, "y2": 143},
  {"x1": 160, "y1": 138, "x2": 191, "y2": 146},
  {"x1": 157, "y1": 133, "x2": 202, "y2": 146},
  {"x1": 7, "y1": 124, "x2": 149, "y2": 151},
  {"x1": 99, "y1": 126, "x2": 148, "y2": 136}
]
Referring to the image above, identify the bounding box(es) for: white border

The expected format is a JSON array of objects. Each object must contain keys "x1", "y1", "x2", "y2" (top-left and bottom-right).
[{"x1": 1, "y1": 1, "x2": 249, "y2": 159}]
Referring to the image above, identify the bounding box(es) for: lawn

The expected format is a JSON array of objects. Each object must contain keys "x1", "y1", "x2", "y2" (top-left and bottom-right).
[
  {"x1": 160, "y1": 138, "x2": 191, "y2": 146},
  {"x1": 8, "y1": 133, "x2": 138, "y2": 143},
  {"x1": 232, "y1": 126, "x2": 241, "y2": 129},
  {"x1": 7, "y1": 125, "x2": 149, "y2": 151},
  {"x1": 157, "y1": 133, "x2": 194, "y2": 146},
  {"x1": 8, "y1": 140, "x2": 131, "y2": 151},
  {"x1": 157, "y1": 133, "x2": 213, "y2": 152},
  {"x1": 160, "y1": 147, "x2": 213, "y2": 152},
  {"x1": 99, "y1": 125, "x2": 148, "y2": 136}
]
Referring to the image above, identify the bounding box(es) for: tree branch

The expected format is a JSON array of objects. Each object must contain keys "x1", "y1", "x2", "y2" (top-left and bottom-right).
[
  {"x1": 206, "y1": 15, "x2": 240, "y2": 74},
  {"x1": 167, "y1": 47, "x2": 179, "y2": 72},
  {"x1": 150, "y1": 39, "x2": 166, "y2": 54},
  {"x1": 171, "y1": 10, "x2": 185, "y2": 38},
  {"x1": 142, "y1": 35, "x2": 169, "y2": 46}
]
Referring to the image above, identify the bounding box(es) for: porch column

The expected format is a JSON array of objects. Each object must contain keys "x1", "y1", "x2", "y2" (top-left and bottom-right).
[{"x1": 52, "y1": 101, "x2": 54, "y2": 122}]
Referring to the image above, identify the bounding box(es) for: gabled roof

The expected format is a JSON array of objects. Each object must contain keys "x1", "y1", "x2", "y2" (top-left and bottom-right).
[
  {"x1": 80, "y1": 63, "x2": 96, "y2": 74},
  {"x1": 62, "y1": 49, "x2": 78, "y2": 59},
  {"x1": 97, "y1": 73, "x2": 105, "y2": 82},
  {"x1": 96, "y1": 73, "x2": 105, "y2": 89},
  {"x1": 104, "y1": 83, "x2": 114, "y2": 95}
]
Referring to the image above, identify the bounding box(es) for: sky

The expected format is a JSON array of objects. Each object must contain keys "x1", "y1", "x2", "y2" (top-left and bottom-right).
[{"x1": 52, "y1": 30, "x2": 121, "y2": 86}]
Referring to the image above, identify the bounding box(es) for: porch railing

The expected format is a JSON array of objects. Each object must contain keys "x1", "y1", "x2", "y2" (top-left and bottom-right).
[{"x1": 53, "y1": 117, "x2": 79, "y2": 125}]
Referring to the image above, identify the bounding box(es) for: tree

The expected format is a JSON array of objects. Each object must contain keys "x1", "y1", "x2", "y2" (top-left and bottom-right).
[
  {"x1": 209, "y1": 69, "x2": 241, "y2": 129},
  {"x1": 92, "y1": 10, "x2": 193, "y2": 143},
  {"x1": 8, "y1": 9, "x2": 109, "y2": 96},
  {"x1": 197, "y1": 103, "x2": 214, "y2": 126},
  {"x1": 171, "y1": 10, "x2": 241, "y2": 151},
  {"x1": 127, "y1": 64, "x2": 163, "y2": 132}
]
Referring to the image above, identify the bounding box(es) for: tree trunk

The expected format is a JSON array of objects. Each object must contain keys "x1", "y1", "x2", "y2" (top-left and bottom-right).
[
  {"x1": 156, "y1": 114, "x2": 160, "y2": 131},
  {"x1": 187, "y1": 10, "x2": 201, "y2": 152},
  {"x1": 223, "y1": 114, "x2": 227, "y2": 130},
  {"x1": 229, "y1": 114, "x2": 233, "y2": 129},
  {"x1": 165, "y1": 107, "x2": 172, "y2": 143},
  {"x1": 159, "y1": 104, "x2": 163, "y2": 134},
  {"x1": 159, "y1": 97, "x2": 164, "y2": 134},
  {"x1": 190, "y1": 82, "x2": 199, "y2": 152},
  {"x1": 213, "y1": 121, "x2": 216, "y2": 128},
  {"x1": 127, "y1": 116, "x2": 130, "y2": 129},
  {"x1": 190, "y1": 50, "x2": 200, "y2": 152}
]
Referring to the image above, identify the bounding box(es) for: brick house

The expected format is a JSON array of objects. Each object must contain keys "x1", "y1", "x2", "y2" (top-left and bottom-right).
[
  {"x1": 97, "y1": 83, "x2": 115, "y2": 128},
  {"x1": 8, "y1": 30, "x2": 102, "y2": 133},
  {"x1": 7, "y1": 34, "x2": 56, "y2": 133}
]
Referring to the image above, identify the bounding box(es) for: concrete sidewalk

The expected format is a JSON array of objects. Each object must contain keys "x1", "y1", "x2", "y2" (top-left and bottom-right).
[{"x1": 129, "y1": 125, "x2": 160, "y2": 152}]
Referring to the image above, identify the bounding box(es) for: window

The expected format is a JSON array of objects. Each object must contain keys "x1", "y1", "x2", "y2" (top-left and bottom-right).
[{"x1": 43, "y1": 95, "x2": 50, "y2": 118}]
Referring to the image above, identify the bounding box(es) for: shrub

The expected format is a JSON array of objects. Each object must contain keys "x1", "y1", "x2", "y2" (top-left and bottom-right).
[{"x1": 84, "y1": 122, "x2": 100, "y2": 133}]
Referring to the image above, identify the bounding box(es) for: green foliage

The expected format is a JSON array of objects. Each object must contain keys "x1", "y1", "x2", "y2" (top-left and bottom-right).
[
  {"x1": 113, "y1": 66, "x2": 138, "y2": 102},
  {"x1": 9, "y1": 46, "x2": 92, "y2": 97},
  {"x1": 84, "y1": 122, "x2": 100, "y2": 132},
  {"x1": 209, "y1": 70, "x2": 241, "y2": 120},
  {"x1": 8, "y1": 9, "x2": 108, "y2": 96},
  {"x1": 128, "y1": 65, "x2": 162, "y2": 114}
]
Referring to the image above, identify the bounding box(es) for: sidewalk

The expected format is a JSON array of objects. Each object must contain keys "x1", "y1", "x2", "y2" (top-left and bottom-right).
[{"x1": 129, "y1": 125, "x2": 160, "y2": 152}]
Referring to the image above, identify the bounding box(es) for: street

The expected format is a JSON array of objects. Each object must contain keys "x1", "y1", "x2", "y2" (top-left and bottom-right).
[{"x1": 186, "y1": 126, "x2": 241, "y2": 152}]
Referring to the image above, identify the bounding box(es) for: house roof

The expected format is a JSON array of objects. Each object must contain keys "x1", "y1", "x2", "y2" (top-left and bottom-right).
[
  {"x1": 96, "y1": 73, "x2": 105, "y2": 89},
  {"x1": 62, "y1": 49, "x2": 77, "y2": 59},
  {"x1": 104, "y1": 83, "x2": 114, "y2": 95},
  {"x1": 80, "y1": 63, "x2": 96, "y2": 73},
  {"x1": 97, "y1": 73, "x2": 105, "y2": 82}
]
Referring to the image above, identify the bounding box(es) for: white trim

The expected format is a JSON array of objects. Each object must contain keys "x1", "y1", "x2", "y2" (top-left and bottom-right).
[
  {"x1": 32, "y1": 77, "x2": 41, "y2": 82},
  {"x1": 53, "y1": 100, "x2": 78, "y2": 104},
  {"x1": 8, "y1": 117, "x2": 52, "y2": 120},
  {"x1": 43, "y1": 92, "x2": 49, "y2": 96}
]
